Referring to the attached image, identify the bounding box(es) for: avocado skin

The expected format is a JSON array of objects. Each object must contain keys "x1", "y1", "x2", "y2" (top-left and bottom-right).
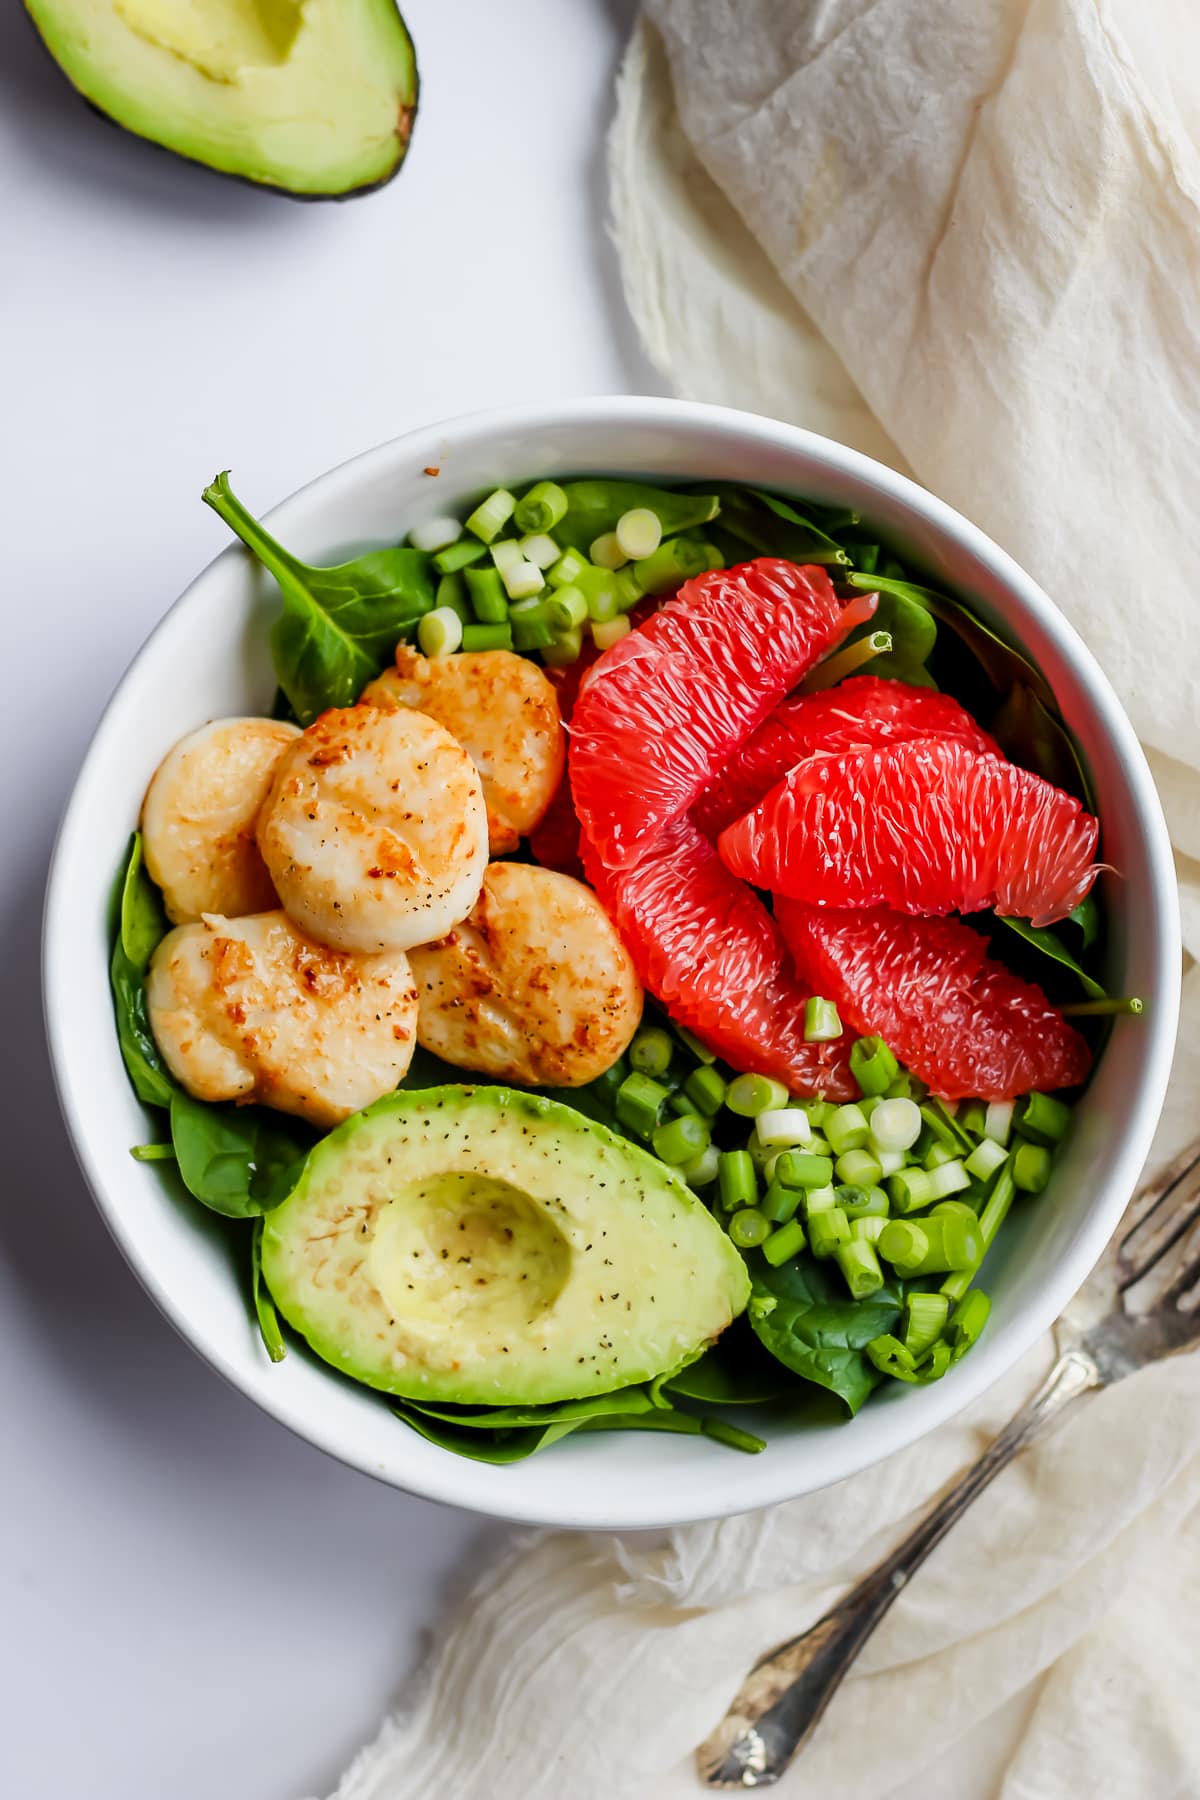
[
  {"x1": 22, "y1": 3, "x2": 419, "y2": 201},
  {"x1": 261, "y1": 1085, "x2": 750, "y2": 1408}
]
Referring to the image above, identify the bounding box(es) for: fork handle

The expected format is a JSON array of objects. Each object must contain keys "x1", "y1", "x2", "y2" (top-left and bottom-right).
[{"x1": 696, "y1": 1348, "x2": 1100, "y2": 1788}]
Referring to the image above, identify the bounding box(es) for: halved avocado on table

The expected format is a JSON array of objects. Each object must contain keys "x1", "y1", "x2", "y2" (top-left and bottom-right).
[
  {"x1": 24, "y1": 0, "x2": 418, "y2": 198},
  {"x1": 261, "y1": 1086, "x2": 750, "y2": 1407}
]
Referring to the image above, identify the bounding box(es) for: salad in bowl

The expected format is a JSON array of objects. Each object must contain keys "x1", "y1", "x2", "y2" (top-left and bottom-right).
[{"x1": 46, "y1": 400, "x2": 1176, "y2": 1526}]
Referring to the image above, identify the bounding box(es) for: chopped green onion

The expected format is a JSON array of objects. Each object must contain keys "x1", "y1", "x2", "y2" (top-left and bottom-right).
[
  {"x1": 627, "y1": 536, "x2": 708, "y2": 595},
  {"x1": 754, "y1": 1107, "x2": 813, "y2": 1149},
  {"x1": 946, "y1": 1289, "x2": 991, "y2": 1359},
  {"x1": 849, "y1": 1035, "x2": 900, "y2": 1095},
  {"x1": 465, "y1": 487, "x2": 517, "y2": 543},
  {"x1": 876, "y1": 1148, "x2": 906, "y2": 1177},
  {"x1": 653, "y1": 1113, "x2": 711, "y2": 1166},
  {"x1": 629, "y1": 1026, "x2": 673, "y2": 1077},
  {"x1": 1013, "y1": 1142, "x2": 1053, "y2": 1193},
  {"x1": 592, "y1": 616, "x2": 632, "y2": 650},
  {"x1": 921, "y1": 1100, "x2": 973, "y2": 1153},
  {"x1": 729, "y1": 1207, "x2": 771, "y2": 1249},
  {"x1": 916, "y1": 1340, "x2": 953, "y2": 1382},
  {"x1": 677, "y1": 1027, "x2": 716, "y2": 1064},
  {"x1": 542, "y1": 628, "x2": 584, "y2": 667},
  {"x1": 680, "y1": 1144, "x2": 721, "y2": 1189},
  {"x1": 984, "y1": 1099, "x2": 1015, "y2": 1145},
  {"x1": 460, "y1": 623, "x2": 513, "y2": 652},
  {"x1": 826, "y1": 1103, "x2": 870, "y2": 1155},
  {"x1": 837, "y1": 1182, "x2": 888, "y2": 1220},
  {"x1": 726, "y1": 1072, "x2": 790, "y2": 1117},
  {"x1": 868, "y1": 1096, "x2": 923, "y2": 1154},
  {"x1": 616, "y1": 507, "x2": 663, "y2": 561},
  {"x1": 409, "y1": 514, "x2": 462, "y2": 553},
  {"x1": 762, "y1": 1217, "x2": 806, "y2": 1266},
  {"x1": 510, "y1": 608, "x2": 557, "y2": 653},
  {"x1": 614, "y1": 566, "x2": 647, "y2": 612},
  {"x1": 130, "y1": 1142, "x2": 176, "y2": 1162},
  {"x1": 615, "y1": 1071, "x2": 670, "y2": 1139},
  {"x1": 547, "y1": 546, "x2": 589, "y2": 588},
  {"x1": 685, "y1": 1065, "x2": 727, "y2": 1116},
  {"x1": 807, "y1": 1133, "x2": 832, "y2": 1157},
  {"x1": 836, "y1": 1237, "x2": 885, "y2": 1299},
  {"x1": 802, "y1": 630, "x2": 893, "y2": 694},
  {"x1": 1060, "y1": 996, "x2": 1144, "y2": 1016},
  {"x1": 717, "y1": 1149, "x2": 758, "y2": 1213},
  {"x1": 773, "y1": 1150, "x2": 833, "y2": 1190},
  {"x1": 926, "y1": 1159, "x2": 970, "y2": 1200},
  {"x1": 804, "y1": 996, "x2": 843, "y2": 1042},
  {"x1": 805, "y1": 1099, "x2": 832, "y2": 1129},
  {"x1": 958, "y1": 1100, "x2": 988, "y2": 1137},
  {"x1": 490, "y1": 539, "x2": 544, "y2": 601},
  {"x1": 549, "y1": 586, "x2": 588, "y2": 630},
  {"x1": 879, "y1": 1212, "x2": 980, "y2": 1276},
  {"x1": 885, "y1": 1072, "x2": 920, "y2": 1099},
  {"x1": 761, "y1": 1177, "x2": 803, "y2": 1225},
  {"x1": 888, "y1": 1167, "x2": 935, "y2": 1214},
  {"x1": 867, "y1": 1334, "x2": 918, "y2": 1382},
  {"x1": 514, "y1": 481, "x2": 569, "y2": 534},
  {"x1": 942, "y1": 1165, "x2": 1016, "y2": 1304},
  {"x1": 518, "y1": 532, "x2": 561, "y2": 570},
  {"x1": 433, "y1": 537, "x2": 489, "y2": 575},
  {"x1": 702, "y1": 1416, "x2": 766, "y2": 1455},
  {"x1": 668, "y1": 1091, "x2": 702, "y2": 1119},
  {"x1": 590, "y1": 531, "x2": 629, "y2": 570},
  {"x1": 903, "y1": 1292, "x2": 950, "y2": 1356},
  {"x1": 851, "y1": 1214, "x2": 888, "y2": 1245},
  {"x1": 835, "y1": 1147, "x2": 883, "y2": 1188},
  {"x1": 964, "y1": 1137, "x2": 1009, "y2": 1182},
  {"x1": 802, "y1": 1184, "x2": 838, "y2": 1217},
  {"x1": 1015, "y1": 1091, "x2": 1072, "y2": 1145},
  {"x1": 467, "y1": 564, "x2": 515, "y2": 622},
  {"x1": 417, "y1": 606, "x2": 464, "y2": 658},
  {"x1": 923, "y1": 1141, "x2": 956, "y2": 1172},
  {"x1": 435, "y1": 572, "x2": 471, "y2": 621},
  {"x1": 808, "y1": 1206, "x2": 851, "y2": 1258}
]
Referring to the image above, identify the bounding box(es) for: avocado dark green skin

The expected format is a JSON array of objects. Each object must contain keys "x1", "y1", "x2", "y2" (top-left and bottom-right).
[{"x1": 22, "y1": 3, "x2": 419, "y2": 202}]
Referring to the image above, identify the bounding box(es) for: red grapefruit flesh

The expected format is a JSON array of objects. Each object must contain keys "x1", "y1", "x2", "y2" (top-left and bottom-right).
[
  {"x1": 569, "y1": 560, "x2": 853, "y2": 873},
  {"x1": 584, "y1": 817, "x2": 856, "y2": 1098},
  {"x1": 692, "y1": 674, "x2": 1002, "y2": 840},
  {"x1": 720, "y1": 737, "x2": 1099, "y2": 927},
  {"x1": 776, "y1": 900, "x2": 1091, "y2": 1099}
]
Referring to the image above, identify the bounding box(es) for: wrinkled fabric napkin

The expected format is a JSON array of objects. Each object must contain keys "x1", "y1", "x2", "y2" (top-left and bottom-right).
[{"x1": 323, "y1": 6, "x2": 1200, "y2": 1796}]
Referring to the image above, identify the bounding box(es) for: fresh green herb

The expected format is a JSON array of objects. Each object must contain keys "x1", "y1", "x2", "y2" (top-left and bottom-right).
[
  {"x1": 746, "y1": 1253, "x2": 904, "y2": 1415},
  {"x1": 553, "y1": 480, "x2": 720, "y2": 554},
  {"x1": 169, "y1": 1091, "x2": 312, "y2": 1219},
  {"x1": 109, "y1": 834, "x2": 176, "y2": 1109},
  {"x1": 203, "y1": 471, "x2": 436, "y2": 725},
  {"x1": 251, "y1": 1219, "x2": 287, "y2": 1363}
]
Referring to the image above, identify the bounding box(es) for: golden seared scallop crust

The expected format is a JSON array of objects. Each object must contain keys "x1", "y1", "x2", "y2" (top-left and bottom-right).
[
  {"x1": 408, "y1": 861, "x2": 643, "y2": 1088},
  {"x1": 146, "y1": 910, "x2": 419, "y2": 1129},
  {"x1": 361, "y1": 646, "x2": 564, "y2": 854},
  {"x1": 141, "y1": 717, "x2": 301, "y2": 924},
  {"x1": 256, "y1": 705, "x2": 489, "y2": 954}
]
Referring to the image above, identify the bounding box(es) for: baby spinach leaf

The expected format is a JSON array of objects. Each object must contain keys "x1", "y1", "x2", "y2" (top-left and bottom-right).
[
  {"x1": 109, "y1": 834, "x2": 176, "y2": 1109},
  {"x1": 847, "y1": 572, "x2": 1058, "y2": 709},
  {"x1": 663, "y1": 1327, "x2": 799, "y2": 1406},
  {"x1": 397, "y1": 1384, "x2": 663, "y2": 1431},
  {"x1": 996, "y1": 917, "x2": 1108, "y2": 1001},
  {"x1": 251, "y1": 1218, "x2": 287, "y2": 1363},
  {"x1": 391, "y1": 1401, "x2": 583, "y2": 1463},
  {"x1": 746, "y1": 1252, "x2": 904, "y2": 1416},
  {"x1": 169, "y1": 1091, "x2": 312, "y2": 1219},
  {"x1": 1069, "y1": 896, "x2": 1101, "y2": 951},
  {"x1": 846, "y1": 587, "x2": 938, "y2": 682},
  {"x1": 553, "y1": 480, "x2": 720, "y2": 553},
  {"x1": 203, "y1": 471, "x2": 436, "y2": 726},
  {"x1": 704, "y1": 484, "x2": 849, "y2": 567},
  {"x1": 989, "y1": 683, "x2": 1095, "y2": 806}
]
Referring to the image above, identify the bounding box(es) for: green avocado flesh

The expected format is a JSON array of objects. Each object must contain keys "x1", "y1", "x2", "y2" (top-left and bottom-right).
[
  {"x1": 260, "y1": 1086, "x2": 750, "y2": 1407},
  {"x1": 24, "y1": 0, "x2": 418, "y2": 197}
]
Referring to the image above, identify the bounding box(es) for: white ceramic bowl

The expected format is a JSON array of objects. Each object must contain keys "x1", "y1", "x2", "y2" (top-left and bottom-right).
[{"x1": 44, "y1": 398, "x2": 1180, "y2": 1529}]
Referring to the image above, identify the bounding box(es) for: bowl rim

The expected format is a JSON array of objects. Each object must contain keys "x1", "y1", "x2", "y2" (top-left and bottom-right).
[{"x1": 42, "y1": 395, "x2": 1182, "y2": 1528}]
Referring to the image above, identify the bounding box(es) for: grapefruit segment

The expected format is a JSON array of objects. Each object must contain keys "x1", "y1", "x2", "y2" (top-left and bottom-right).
[
  {"x1": 692, "y1": 674, "x2": 1002, "y2": 840},
  {"x1": 569, "y1": 560, "x2": 852, "y2": 872},
  {"x1": 720, "y1": 737, "x2": 1099, "y2": 927},
  {"x1": 776, "y1": 900, "x2": 1091, "y2": 1099},
  {"x1": 583, "y1": 817, "x2": 856, "y2": 1099}
]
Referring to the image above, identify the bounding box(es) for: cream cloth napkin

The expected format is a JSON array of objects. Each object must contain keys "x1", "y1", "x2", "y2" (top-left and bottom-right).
[{"x1": 322, "y1": 7, "x2": 1200, "y2": 1795}]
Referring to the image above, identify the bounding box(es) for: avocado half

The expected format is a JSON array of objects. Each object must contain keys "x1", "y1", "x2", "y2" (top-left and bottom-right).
[
  {"x1": 261, "y1": 1086, "x2": 750, "y2": 1407},
  {"x1": 24, "y1": 0, "x2": 418, "y2": 199}
]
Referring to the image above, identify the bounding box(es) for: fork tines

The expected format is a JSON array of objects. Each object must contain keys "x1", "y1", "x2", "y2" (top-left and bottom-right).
[{"x1": 1118, "y1": 1139, "x2": 1200, "y2": 1294}]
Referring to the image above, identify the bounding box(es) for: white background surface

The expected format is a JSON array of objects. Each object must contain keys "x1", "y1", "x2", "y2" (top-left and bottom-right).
[{"x1": 0, "y1": 5, "x2": 656, "y2": 1795}]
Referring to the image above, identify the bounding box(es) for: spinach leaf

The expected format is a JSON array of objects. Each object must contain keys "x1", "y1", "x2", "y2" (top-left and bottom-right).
[
  {"x1": 395, "y1": 1383, "x2": 663, "y2": 1432},
  {"x1": 989, "y1": 683, "x2": 1095, "y2": 806},
  {"x1": 110, "y1": 834, "x2": 176, "y2": 1109},
  {"x1": 169, "y1": 1091, "x2": 312, "y2": 1219},
  {"x1": 996, "y1": 917, "x2": 1108, "y2": 1001},
  {"x1": 251, "y1": 1218, "x2": 287, "y2": 1363},
  {"x1": 847, "y1": 572, "x2": 1057, "y2": 708},
  {"x1": 203, "y1": 471, "x2": 436, "y2": 726},
  {"x1": 746, "y1": 1252, "x2": 904, "y2": 1416},
  {"x1": 392, "y1": 1401, "x2": 581, "y2": 1463},
  {"x1": 552, "y1": 480, "x2": 720, "y2": 554},
  {"x1": 1070, "y1": 896, "x2": 1101, "y2": 951},
  {"x1": 704, "y1": 484, "x2": 849, "y2": 567},
  {"x1": 847, "y1": 586, "x2": 938, "y2": 682},
  {"x1": 663, "y1": 1326, "x2": 799, "y2": 1406}
]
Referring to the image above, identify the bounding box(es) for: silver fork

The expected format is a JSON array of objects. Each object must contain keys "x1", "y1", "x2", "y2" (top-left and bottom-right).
[{"x1": 696, "y1": 1137, "x2": 1200, "y2": 1788}]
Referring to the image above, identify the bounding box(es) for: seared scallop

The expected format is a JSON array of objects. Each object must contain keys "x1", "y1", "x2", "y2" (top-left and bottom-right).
[
  {"x1": 141, "y1": 717, "x2": 301, "y2": 924},
  {"x1": 361, "y1": 646, "x2": 563, "y2": 854},
  {"x1": 408, "y1": 861, "x2": 642, "y2": 1087},
  {"x1": 256, "y1": 705, "x2": 488, "y2": 954},
  {"x1": 146, "y1": 910, "x2": 418, "y2": 1129}
]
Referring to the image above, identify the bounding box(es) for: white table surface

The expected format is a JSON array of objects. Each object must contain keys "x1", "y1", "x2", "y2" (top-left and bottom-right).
[{"x1": 0, "y1": 5, "x2": 657, "y2": 1795}]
